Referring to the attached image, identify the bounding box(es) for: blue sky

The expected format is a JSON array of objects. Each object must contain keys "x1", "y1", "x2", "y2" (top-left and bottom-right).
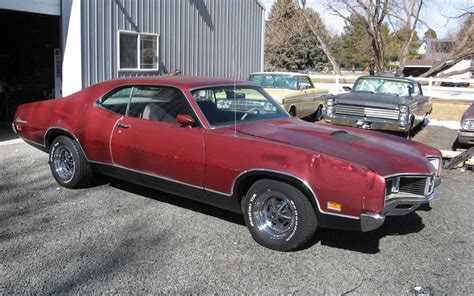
[{"x1": 260, "y1": 0, "x2": 472, "y2": 38}]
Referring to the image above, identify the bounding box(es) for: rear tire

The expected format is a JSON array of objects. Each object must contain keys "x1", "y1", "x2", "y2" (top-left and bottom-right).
[
  {"x1": 242, "y1": 179, "x2": 317, "y2": 251},
  {"x1": 314, "y1": 106, "x2": 324, "y2": 121},
  {"x1": 289, "y1": 107, "x2": 297, "y2": 117},
  {"x1": 49, "y1": 136, "x2": 93, "y2": 188}
]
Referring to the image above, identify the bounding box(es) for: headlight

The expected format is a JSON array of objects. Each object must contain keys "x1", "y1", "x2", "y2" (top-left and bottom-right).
[
  {"x1": 327, "y1": 98, "x2": 334, "y2": 106},
  {"x1": 399, "y1": 105, "x2": 408, "y2": 113},
  {"x1": 461, "y1": 120, "x2": 472, "y2": 131},
  {"x1": 427, "y1": 157, "x2": 441, "y2": 173},
  {"x1": 326, "y1": 106, "x2": 334, "y2": 116}
]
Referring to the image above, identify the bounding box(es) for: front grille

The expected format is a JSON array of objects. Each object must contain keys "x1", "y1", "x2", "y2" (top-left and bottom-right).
[
  {"x1": 334, "y1": 104, "x2": 400, "y2": 120},
  {"x1": 335, "y1": 105, "x2": 365, "y2": 116},
  {"x1": 386, "y1": 175, "x2": 434, "y2": 198},
  {"x1": 399, "y1": 177, "x2": 427, "y2": 195}
]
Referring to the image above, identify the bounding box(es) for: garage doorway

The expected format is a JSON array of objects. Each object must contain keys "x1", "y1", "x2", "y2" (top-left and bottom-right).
[{"x1": 0, "y1": 10, "x2": 60, "y2": 123}]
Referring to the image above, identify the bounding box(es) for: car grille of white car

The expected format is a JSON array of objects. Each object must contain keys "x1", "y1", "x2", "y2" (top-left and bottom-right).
[{"x1": 335, "y1": 105, "x2": 400, "y2": 120}]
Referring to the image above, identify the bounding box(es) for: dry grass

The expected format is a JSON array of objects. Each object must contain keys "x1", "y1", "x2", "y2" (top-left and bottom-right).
[{"x1": 429, "y1": 101, "x2": 471, "y2": 121}]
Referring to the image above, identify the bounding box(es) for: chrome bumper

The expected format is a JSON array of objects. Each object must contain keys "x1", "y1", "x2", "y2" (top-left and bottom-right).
[
  {"x1": 11, "y1": 122, "x2": 17, "y2": 134},
  {"x1": 458, "y1": 131, "x2": 474, "y2": 144},
  {"x1": 360, "y1": 176, "x2": 441, "y2": 232},
  {"x1": 325, "y1": 115, "x2": 410, "y2": 132}
]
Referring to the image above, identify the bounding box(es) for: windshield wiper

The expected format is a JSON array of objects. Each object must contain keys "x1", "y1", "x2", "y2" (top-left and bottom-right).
[{"x1": 354, "y1": 90, "x2": 374, "y2": 94}]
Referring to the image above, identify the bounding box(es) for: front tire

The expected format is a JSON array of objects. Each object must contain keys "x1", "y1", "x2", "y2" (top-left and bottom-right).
[
  {"x1": 49, "y1": 136, "x2": 92, "y2": 188},
  {"x1": 242, "y1": 179, "x2": 317, "y2": 251}
]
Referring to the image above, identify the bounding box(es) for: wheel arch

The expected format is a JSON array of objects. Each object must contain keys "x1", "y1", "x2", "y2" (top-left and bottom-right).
[
  {"x1": 233, "y1": 170, "x2": 320, "y2": 215},
  {"x1": 44, "y1": 128, "x2": 89, "y2": 162},
  {"x1": 288, "y1": 105, "x2": 297, "y2": 116},
  {"x1": 44, "y1": 127, "x2": 79, "y2": 148}
]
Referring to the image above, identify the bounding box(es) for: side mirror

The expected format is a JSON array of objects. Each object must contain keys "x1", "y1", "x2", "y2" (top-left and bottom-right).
[
  {"x1": 342, "y1": 86, "x2": 352, "y2": 92},
  {"x1": 176, "y1": 114, "x2": 195, "y2": 127}
]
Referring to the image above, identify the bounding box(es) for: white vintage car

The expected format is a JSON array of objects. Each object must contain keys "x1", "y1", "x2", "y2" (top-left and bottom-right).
[{"x1": 248, "y1": 72, "x2": 327, "y2": 120}]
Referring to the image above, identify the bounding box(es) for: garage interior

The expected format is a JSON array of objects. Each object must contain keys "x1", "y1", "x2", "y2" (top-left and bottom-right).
[{"x1": 0, "y1": 9, "x2": 60, "y2": 123}]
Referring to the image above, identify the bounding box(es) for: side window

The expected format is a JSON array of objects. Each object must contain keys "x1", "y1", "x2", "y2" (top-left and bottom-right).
[
  {"x1": 298, "y1": 76, "x2": 313, "y2": 90},
  {"x1": 128, "y1": 86, "x2": 195, "y2": 124},
  {"x1": 412, "y1": 83, "x2": 421, "y2": 96},
  {"x1": 98, "y1": 87, "x2": 133, "y2": 115}
]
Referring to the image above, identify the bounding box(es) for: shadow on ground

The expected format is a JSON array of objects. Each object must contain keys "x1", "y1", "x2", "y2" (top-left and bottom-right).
[
  {"x1": 107, "y1": 178, "x2": 245, "y2": 226},
  {"x1": 101, "y1": 178, "x2": 427, "y2": 254},
  {"x1": 0, "y1": 124, "x2": 17, "y2": 142}
]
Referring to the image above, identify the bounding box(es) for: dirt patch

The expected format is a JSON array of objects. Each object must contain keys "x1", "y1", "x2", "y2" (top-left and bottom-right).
[{"x1": 429, "y1": 101, "x2": 470, "y2": 121}]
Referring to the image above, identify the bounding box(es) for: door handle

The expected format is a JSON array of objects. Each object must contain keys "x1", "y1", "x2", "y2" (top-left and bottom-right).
[{"x1": 117, "y1": 123, "x2": 130, "y2": 129}]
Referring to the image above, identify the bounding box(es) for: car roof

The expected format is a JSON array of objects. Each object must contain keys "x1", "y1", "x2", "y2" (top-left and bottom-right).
[
  {"x1": 95, "y1": 76, "x2": 255, "y2": 90},
  {"x1": 249, "y1": 72, "x2": 308, "y2": 77},
  {"x1": 357, "y1": 75, "x2": 418, "y2": 84}
]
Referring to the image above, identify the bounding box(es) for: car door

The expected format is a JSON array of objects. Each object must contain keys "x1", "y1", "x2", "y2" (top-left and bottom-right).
[
  {"x1": 110, "y1": 85, "x2": 206, "y2": 189},
  {"x1": 298, "y1": 76, "x2": 321, "y2": 117},
  {"x1": 84, "y1": 86, "x2": 133, "y2": 163}
]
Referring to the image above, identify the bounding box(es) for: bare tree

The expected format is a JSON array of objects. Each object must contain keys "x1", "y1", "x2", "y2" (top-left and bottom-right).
[
  {"x1": 390, "y1": 0, "x2": 424, "y2": 76},
  {"x1": 292, "y1": 0, "x2": 343, "y2": 75},
  {"x1": 326, "y1": 0, "x2": 391, "y2": 73}
]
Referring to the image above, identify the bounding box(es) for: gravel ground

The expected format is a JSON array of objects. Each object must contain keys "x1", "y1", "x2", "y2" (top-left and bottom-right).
[{"x1": 0, "y1": 126, "x2": 473, "y2": 294}]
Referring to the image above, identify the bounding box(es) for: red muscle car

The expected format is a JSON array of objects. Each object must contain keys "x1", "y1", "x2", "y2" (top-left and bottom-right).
[{"x1": 13, "y1": 76, "x2": 442, "y2": 251}]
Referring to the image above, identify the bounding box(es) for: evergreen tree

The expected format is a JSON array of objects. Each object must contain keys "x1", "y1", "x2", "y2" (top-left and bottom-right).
[
  {"x1": 424, "y1": 28, "x2": 437, "y2": 39},
  {"x1": 339, "y1": 14, "x2": 372, "y2": 68},
  {"x1": 264, "y1": 0, "x2": 329, "y2": 71}
]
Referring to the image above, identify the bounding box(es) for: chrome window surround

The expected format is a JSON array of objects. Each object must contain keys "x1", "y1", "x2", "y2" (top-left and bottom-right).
[{"x1": 93, "y1": 84, "x2": 206, "y2": 128}]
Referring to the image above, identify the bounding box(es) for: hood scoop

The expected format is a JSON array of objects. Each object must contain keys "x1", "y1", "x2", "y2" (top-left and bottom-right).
[{"x1": 330, "y1": 131, "x2": 364, "y2": 142}]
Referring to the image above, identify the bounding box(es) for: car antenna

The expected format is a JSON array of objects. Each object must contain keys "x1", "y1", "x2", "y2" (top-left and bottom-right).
[{"x1": 232, "y1": 45, "x2": 238, "y2": 137}]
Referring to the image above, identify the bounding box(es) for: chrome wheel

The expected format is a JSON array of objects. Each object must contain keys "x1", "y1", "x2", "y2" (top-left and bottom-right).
[
  {"x1": 52, "y1": 145, "x2": 75, "y2": 182},
  {"x1": 253, "y1": 192, "x2": 295, "y2": 239}
]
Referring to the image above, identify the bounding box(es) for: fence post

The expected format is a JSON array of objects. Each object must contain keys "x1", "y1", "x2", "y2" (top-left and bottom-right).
[
  {"x1": 428, "y1": 77, "x2": 433, "y2": 93},
  {"x1": 335, "y1": 75, "x2": 339, "y2": 86}
]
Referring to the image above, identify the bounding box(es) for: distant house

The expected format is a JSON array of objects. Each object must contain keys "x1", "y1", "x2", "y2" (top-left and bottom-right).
[
  {"x1": 418, "y1": 38, "x2": 454, "y2": 62},
  {"x1": 404, "y1": 38, "x2": 471, "y2": 78}
]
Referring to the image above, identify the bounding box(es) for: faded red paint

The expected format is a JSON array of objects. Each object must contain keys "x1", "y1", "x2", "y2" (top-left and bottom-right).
[{"x1": 13, "y1": 76, "x2": 441, "y2": 218}]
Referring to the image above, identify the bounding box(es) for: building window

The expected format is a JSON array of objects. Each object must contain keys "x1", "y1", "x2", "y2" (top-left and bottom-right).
[{"x1": 119, "y1": 31, "x2": 158, "y2": 70}]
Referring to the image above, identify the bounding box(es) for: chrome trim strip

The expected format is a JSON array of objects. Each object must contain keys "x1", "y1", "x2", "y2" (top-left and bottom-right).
[
  {"x1": 426, "y1": 155, "x2": 442, "y2": 174},
  {"x1": 105, "y1": 163, "x2": 205, "y2": 191},
  {"x1": 383, "y1": 172, "x2": 434, "y2": 179},
  {"x1": 109, "y1": 117, "x2": 122, "y2": 165},
  {"x1": 15, "y1": 117, "x2": 28, "y2": 124},
  {"x1": 88, "y1": 163, "x2": 360, "y2": 220},
  {"x1": 189, "y1": 84, "x2": 290, "y2": 130},
  {"x1": 187, "y1": 83, "x2": 255, "y2": 92},
  {"x1": 94, "y1": 84, "x2": 207, "y2": 128},
  {"x1": 228, "y1": 168, "x2": 360, "y2": 220},
  {"x1": 22, "y1": 137, "x2": 46, "y2": 147},
  {"x1": 43, "y1": 126, "x2": 90, "y2": 161}
]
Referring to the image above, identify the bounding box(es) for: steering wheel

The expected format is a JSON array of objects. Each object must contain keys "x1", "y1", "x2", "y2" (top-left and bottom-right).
[{"x1": 240, "y1": 108, "x2": 260, "y2": 120}]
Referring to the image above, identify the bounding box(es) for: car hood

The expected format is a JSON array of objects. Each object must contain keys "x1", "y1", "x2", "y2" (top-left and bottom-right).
[
  {"x1": 237, "y1": 118, "x2": 439, "y2": 177},
  {"x1": 462, "y1": 104, "x2": 474, "y2": 120},
  {"x1": 334, "y1": 92, "x2": 411, "y2": 109}
]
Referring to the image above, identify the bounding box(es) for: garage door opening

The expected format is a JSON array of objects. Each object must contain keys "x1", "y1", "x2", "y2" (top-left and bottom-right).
[{"x1": 0, "y1": 10, "x2": 60, "y2": 123}]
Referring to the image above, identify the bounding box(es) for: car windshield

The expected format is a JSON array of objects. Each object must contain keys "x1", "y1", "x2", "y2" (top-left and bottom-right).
[
  {"x1": 191, "y1": 86, "x2": 288, "y2": 127},
  {"x1": 353, "y1": 78, "x2": 413, "y2": 97},
  {"x1": 248, "y1": 74, "x2": 298, "y2": 90}
]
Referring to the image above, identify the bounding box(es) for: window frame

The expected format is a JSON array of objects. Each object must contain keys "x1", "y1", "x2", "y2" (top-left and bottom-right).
[
  {"x1": 190, "y1": 85, "x2": 290, "y2": 129},
  {"x1": 95, "y1": 84, "x2": 204, "y2": 128},
  {"x1": 118, "y1": 30, "x2": 159, "y2": 71},
  {"x1": 297, "y1": 76, "x2": 314, "y2": 90}
]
